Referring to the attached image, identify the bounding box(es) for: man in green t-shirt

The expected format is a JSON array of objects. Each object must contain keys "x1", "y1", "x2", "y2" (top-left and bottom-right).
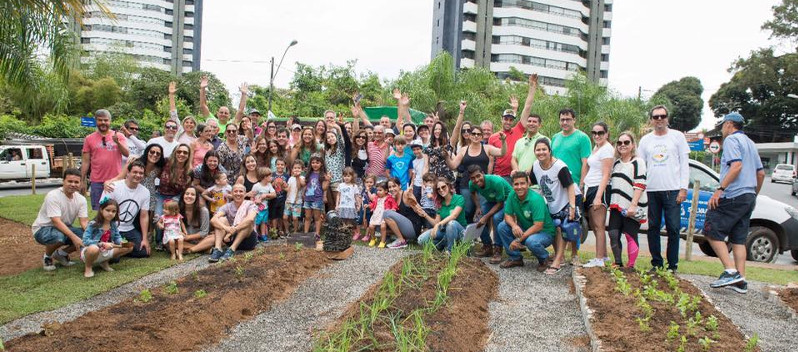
[
  {"x1": 511, "y1": 114, "x2": 549, "y2": 173},
  {"x1": 551, "y1": 108, "x2": 592, "y2": 187},
  {"x1": 498, "y1": 171, "x2": 556, "y2": 271},
  {"x1": 468, "y1": 165, "x2": 513, "y2": 264}
]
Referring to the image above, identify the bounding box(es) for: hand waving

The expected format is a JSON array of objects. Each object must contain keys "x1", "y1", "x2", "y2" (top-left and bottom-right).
[
  {"x1": 509, "y1": 96, "x2": 519, "y2": 111},
  {"x1": 168, "y1": 81, "x2": 177, "y2": 95},
  {"x1": 200, "y1": 75, "x2": 208, "y2": 89}
]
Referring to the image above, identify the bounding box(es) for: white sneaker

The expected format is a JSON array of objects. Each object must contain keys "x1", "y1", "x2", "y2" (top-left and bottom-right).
[
  {"x1": 52, "y1": 250, "x2": 75, "y2": 267},
  {"x1": 582, "y1": 258, "x2": 605, "y2": 268},
  {"x1": 42, "y1": 254, "x2": 56, "y2": 271}
]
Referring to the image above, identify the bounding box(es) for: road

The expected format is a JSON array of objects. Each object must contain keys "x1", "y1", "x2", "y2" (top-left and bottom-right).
[{"x1": 0, "y1": 182, "x2": 59, "y2": 198}]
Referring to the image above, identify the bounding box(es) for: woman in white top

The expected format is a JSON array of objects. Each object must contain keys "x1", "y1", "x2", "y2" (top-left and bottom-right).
[
  {"x1": 529, "y1": 138, "x2": 581, "y2": 274},
  {"x1": 582, "y1": 122, "x2": 614, "y2": 268},
  {"x1": 608, "y1": 131, "x2": 647, "y2": 268}
]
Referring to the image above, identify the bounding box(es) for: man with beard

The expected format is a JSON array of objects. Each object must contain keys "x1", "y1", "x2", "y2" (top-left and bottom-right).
[{"x1": 81, "y1": 109, "x2": 129, "y2": 210}]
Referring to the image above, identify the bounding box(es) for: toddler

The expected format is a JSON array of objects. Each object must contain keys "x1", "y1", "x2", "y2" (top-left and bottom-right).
[
  {"x1": 252, "y1": 167, "x2": 276, "y2": 241},
  {"x1": 158, "y1": 200, "x2": 186, "y2": 261},
  {"x1": 337, "y1": 167, "x2": 362, "y2": 240},
  {"x1": 283, "y1": 160, "x2": 305, "y2": 234},
  {"x1": 368, "y1": 182, "x2": 398, "y2": 248}
]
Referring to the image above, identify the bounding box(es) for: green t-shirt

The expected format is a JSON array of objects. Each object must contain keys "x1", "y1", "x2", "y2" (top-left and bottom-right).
[
  {"x1": 440, "y1": 194, "x2": 467, "y2": 227},
  {"x1": 469, "y1": 174, "x2": 512, "y2": 203},
  {"x1": 512, "y1": 132, "x2": 549, "y2": 172},
  {"x1": 551, "y1": 130, "x2": 592, "y2": 185},
  {"x1": 217, "y1": 123, "x2": 227, "y2": 137},
  {"x1": 504, "y1": 190, "x2": 555, "y2": 237}
]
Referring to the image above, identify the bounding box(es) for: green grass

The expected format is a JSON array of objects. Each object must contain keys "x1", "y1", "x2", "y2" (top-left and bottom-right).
[
  {"x1": 0, "y1": 252, "x2": 196, "y2": 325},
  {"x1": 0, "y1": 194, "x2": 96, "y2": 226}
]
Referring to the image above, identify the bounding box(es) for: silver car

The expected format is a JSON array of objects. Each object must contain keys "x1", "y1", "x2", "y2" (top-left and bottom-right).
[{"x1": 772, "y1": 163, "x2": 796, "y2": 184}]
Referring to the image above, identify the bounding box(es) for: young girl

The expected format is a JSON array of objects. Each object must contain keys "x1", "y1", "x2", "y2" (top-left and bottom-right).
[
  {"x1": 81, "y1": 198, "x2": 130, "y2": 278},
  {"x1": 284, "y1": 160, "x2": 305, "y2": 234},
  {"x1": 303, "y1": 155, "x2": 329, "y2": 239},
  {"x1": 337, "y1": 167, "x2": 362, "y2": 239},
  {"x1": 358, "y1": 175, "x2": 377, "y2": 242},
  {"x1": 368, "y1": 182, "x2": 398, "y2": 248},
  {"x1": 269, "y1": 158, "x2": 289, "y2": 237},
  {"x1": 158, "y1": 200, "x2": 186, "y2": 261},
  {"x1": 252, "y1": 167, "x2": 276, "y2": 241}
]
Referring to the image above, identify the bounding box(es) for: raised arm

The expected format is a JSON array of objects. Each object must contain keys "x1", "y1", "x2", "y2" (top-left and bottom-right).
[
  {"x1": 445, "y1": 146, "x2": 467, "y2": 169},
  {"x1": 449, "y1": 101, "x2": 467, "y2": 149},
  {"x1": 350, "y1": 103, "x2": 361, "y2": 138},
  {"x1": 519, "y1": 74, "x2": 538, "y2": 129},
  {"x1": 394, "y1": 89, "x2": 411, "y2": 130},
  {"x1": 234, "y1": 83, "x2": 248, "y2": 125},
  {"x1": 199, "y1": 75, "x2": 211, "y2": 118}
]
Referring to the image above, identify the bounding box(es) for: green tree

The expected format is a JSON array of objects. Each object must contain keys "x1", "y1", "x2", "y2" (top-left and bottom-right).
[
  {"x1": 763, "y1": 0, "x2": 798, "y2": 45},
  {"x1": 708, "y1": 48, "x2": 798, "y2": 142},
  {"x1": 127, "y1": 67, "x2": 177, "y2": 111},
  {"x1": 179, "y1": 71, "x2": 230, "y2": 114},
  {"x1": 651, "y1": 77, "x2": 704, "y2": 132}
]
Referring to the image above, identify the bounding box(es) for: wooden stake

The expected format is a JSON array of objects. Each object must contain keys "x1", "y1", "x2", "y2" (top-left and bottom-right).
[
  {"x1": 31, "y1": 163, "x2": 36, "y2": 195},
  {"x1": 685, "y1": 181, "x2": 701, "y2": 261}
]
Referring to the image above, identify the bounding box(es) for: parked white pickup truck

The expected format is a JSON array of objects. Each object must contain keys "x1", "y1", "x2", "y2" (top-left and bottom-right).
[{"x1": 0, "y1": 145, "x2": 51, "y2": 180}]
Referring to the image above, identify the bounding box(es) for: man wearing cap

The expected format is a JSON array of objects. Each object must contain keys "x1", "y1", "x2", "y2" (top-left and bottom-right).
[
  {"x1": 249, "y1": 109, "x2": 263, "y2": 136},
  {"x1": 488, "y1": 74, "x2": 538, "y2": 181},
  {"x1": 511, "y1": 114, "x2": 548, "y2": 172},
  {"x1": 289, "y1": 122, "x2": 302, "y2": 148},
  {"x1": 705, "y1": 112, "x2": 763, "y2": 294}
]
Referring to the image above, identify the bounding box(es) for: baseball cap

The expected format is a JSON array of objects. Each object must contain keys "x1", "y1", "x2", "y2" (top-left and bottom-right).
[
  {"x1": 722, "y1": 112, "x2": 744, "y2": 123},
  {"x1": 410, "y1": 143, "x2": 423, "y2": 149},
  {"x1": 417, "y1": 124, "x2": 430, "y2": 132},
  {"x1": 385, "y1": 129, "x2": 396, "y2": 136},
  {"x1": 502, "y1": 109, "x2": 515, "y2": 119},
  {"x1": 249, "y1": 109, "x2": 261, "y2": 116},
  {"x1": 291, "y1": 124, "x2": 302, "y2": 130}
]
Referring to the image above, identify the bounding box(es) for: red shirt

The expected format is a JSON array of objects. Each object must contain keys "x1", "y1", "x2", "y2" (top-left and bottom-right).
[
  {"x1": 82, "y1": 131, "x2": 126, "y2": 183},
  {"x1": 488, "y1": 122, "x2": 525, "y2": 176}
]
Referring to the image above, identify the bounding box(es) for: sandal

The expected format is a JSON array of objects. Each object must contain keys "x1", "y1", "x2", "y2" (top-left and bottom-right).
[{"x1": 544, "y1": 266, "x2": 562, "y2": 275}]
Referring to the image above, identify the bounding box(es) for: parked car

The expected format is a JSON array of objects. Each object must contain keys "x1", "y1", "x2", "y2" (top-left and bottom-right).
[
  {"x1": 0, "y1": 145, "x2": 51, "y2": 180},
  {"x1": 771, "y1": 163, "x2": 796, "y2": 184}
]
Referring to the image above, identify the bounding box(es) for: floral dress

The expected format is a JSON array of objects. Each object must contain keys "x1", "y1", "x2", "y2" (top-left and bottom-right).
[
  {"x1": 217, "y1": 136, "x2": 249, "y2": 185},
  {"x1": 325, "y1": 133, "x2": 345, "y2": 184},
  {"x1": 141, "y1": 168, "x2": 160, "y2": 211},
  {"x1": 424, "y1": 144, "x2": 455, "y2": 183}
]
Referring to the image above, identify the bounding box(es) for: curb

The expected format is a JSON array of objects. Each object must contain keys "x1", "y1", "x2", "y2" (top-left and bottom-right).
[
  {"x1": 688, "y1": 278, "x2": 756, "y2": 342},
  {"x1": 762, "y1": 285, "x2": 798, "y2": 320},
  {"x1": 571, "y1": 267, "x2": 602, "y2": 352}
]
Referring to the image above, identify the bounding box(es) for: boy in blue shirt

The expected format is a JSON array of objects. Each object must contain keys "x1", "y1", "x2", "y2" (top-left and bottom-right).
[{"x1": 385, "y1": 136, "x2": 414, "y2": 190}]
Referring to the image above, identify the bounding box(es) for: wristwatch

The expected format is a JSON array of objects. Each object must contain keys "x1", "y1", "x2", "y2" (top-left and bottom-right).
[{"x1": 717, "y1": 186, "x2": 726, "y2": 192}]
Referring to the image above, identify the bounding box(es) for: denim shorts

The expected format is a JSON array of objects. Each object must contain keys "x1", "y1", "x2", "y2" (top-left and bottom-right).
[
  {"x1": 33, "y1": 226, "x2": 83, "y2": 246},
  {"x1": 303, "y1": 199, "x2": 324, "y2": 211}
]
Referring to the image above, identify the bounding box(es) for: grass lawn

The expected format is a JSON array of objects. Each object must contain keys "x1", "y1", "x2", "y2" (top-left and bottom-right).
[{"x1": 0, "y1": 194, "x2": 97, "y2": 226}]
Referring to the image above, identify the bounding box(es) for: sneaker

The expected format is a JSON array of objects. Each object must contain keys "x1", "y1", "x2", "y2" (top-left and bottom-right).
[
  {"x1": 710, "y1": 270, "x2": 743, "y2": 288},
  {"x1": 727, "y1": 280, "x2": 748, "y2": 294},
  {"x1": 257, "y1": 235, "x2": 269, "y2": 243},
  {"x1": 52, "y1": 250, "x2": 75, "y2": 267},
  {"x1": 368, "y1": 238, "x2": 377, "y2": 247},
  {"x1": 377, "y1": 241, "x2": 386, "y2": 248},
  {"x1": 387, "y1": 240, "x2": 407, "y2": 249},
  {"x1": 220, "y1": 248, "x2": 235, "y2": 261},
  {"x1": 352, "y1": 233, "x2": 362, "y2": 241},
  {"x1": 474, "y1": 245, "x2": 493, "y2": 258},
  {"x1": 42, "y1": 255, "x2": 56, "y2": 271},
  {"x1": 208, "y1": 248, "x2": 224, "y2": 263},
  {"x1": 582, "y1": 258, "x2": 605, "y2": 268}
]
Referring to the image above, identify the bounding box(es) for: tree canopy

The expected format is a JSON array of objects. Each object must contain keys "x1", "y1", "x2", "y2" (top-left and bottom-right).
[{"x1": 651, "y1": 77, "x2": 704, "y2": 132}]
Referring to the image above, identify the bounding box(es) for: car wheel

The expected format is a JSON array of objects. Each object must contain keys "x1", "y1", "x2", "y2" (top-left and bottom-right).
[
  {"x1": 792, "y1": 250, "x2": 798, "y2": 262},
  {"x1": 746, "y1": 226, "x2": 779, "y2": 263},
  {"x1": 698, "y1": 241, "x2": 731, "y2": 257}
]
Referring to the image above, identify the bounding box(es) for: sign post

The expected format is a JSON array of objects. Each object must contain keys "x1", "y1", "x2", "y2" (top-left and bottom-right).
[{"x1": 80, "y1": 117, "x2": 96, "y2": 128}]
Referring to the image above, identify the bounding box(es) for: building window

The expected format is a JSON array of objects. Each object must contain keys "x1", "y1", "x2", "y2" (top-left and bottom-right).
[
  {"x1": 604, "y1": 4, "x2": 612, "y2": 12},
  {"x1": 462, "y1": 50, "x2": 475, "y2": 59},
  {"x1": 438, "y1": 1, "x2": 441, "y2": 9},
  {"x1": 437, "y1": 19, "x2": 440, "y2": 27},
  {"x1": 165, "y1": 9, "x2": 173, "y2": 15},
  {"x1": 601, "y1": 53, "x2": 609, "y2": 61},
  {"x1": 463, "y1": 31, "x2": 476, "y2": 41},
  {"x1": 163, "y1": 58, "x2": 171, "y2": 65},
  {"x1": 185, "y1": 23, "x2": 193, "y2": 30},
  {"x1": 603, "y1": 21, "x2": 611, "y2": 29},
  {"x1": 602, "y1": 37, "x2": 610, "y2": 45},
  {"x1": 142, "y1": 4, "x2": 160, "y2": 11},
  {"x1": 185, "y1": 36, "x2": 193, "y2": 41},
  {"x1": 182, "y1": 60, "x2": 192, "y2": 67},
  {"x1": 464, "y1": 13, "x2": 477, "y2": 22},
  {"x1": 600, "y1": 70, "x2": 608, "y2": 78},
  {"x1": 165, "y1": 21, "x2": 173, "y2": 28},
  {"x1": 186, "y1": 0, "x2": 194, "y2": 4},
  {"x1": 164, "y1": 46, "x2": 172, "y2": 52},
  {"x1": 183, "y1": 48, "x2": 192, "y2": 54},
  {"x1": 164, "y1": 33, "x2": 172, "y2": 40},
  {"x1": 186, "y1": 11, "x2": 194, "y2": 18}
]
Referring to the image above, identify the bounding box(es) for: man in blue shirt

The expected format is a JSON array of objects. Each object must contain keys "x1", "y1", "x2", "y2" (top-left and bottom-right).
[{"x1": 705, "y1": 112, "x2": 764, "y2": 294}]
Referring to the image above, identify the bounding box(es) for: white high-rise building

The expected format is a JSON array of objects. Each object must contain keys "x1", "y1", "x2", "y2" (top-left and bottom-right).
[
  {"x1": 432, "y1": 0, "x2": 612, "y2": 94},
  {"x1": 70, "y1": 0, "x2": 203, "y2": 75}
]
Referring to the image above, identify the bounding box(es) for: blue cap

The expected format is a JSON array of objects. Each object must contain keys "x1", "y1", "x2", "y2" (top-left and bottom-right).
[{"x1": 722, "y1": 112, "x2": 744, "y2": 123}]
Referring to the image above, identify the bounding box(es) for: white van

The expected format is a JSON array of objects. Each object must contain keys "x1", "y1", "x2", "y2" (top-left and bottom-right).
[{"x1": 0, "y1": 145, "x2": 51, "y2": 180}]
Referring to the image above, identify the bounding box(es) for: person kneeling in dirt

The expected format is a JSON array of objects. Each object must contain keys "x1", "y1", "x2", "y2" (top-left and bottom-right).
[
  {"x1": 497, "y1": 171, "x2": 557, "y2": 274},
  {"x1": 208, "y1": 184, "x2": 259, "y2": 263},
  {"x1": 81, "y1": 198, "x2": 133, "y2": 277},
  {"x1": 31, "y1": 168, "x2": 89, "y2": 271}
]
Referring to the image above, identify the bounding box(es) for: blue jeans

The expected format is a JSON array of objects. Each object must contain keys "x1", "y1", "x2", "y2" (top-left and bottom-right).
[
  {"x1": 121, "y1": 229, "x2": 149, "y2": 258},
  {"x1": 498, "y1": 221, "x2": 553, "y2": 262},
  {"x1": 478, "y1": 198, "x2": 505, "y2": 247},
  {"x1": 459, "y1": 187, "x2": 478, "y2": 224},
  {"x1": 646, "y1": 190, "x2": 681, "y2": 270},
  {"x1": 34, "y1": 226, "x2": 84, "y2": 246},
  {"x1": 418, "y1": 221, "x2": 465, "y2": 252}
]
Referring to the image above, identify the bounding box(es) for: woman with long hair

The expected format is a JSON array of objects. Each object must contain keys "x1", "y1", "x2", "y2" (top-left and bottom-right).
[
  {"x1": 265, "y1": 120, "x2": 278, "y2": 140},
  {"x1": 192, "y1": 150, "x2": 227, "y2": 195},
  {"x1": 104, "y1": 143, "x2": 165, "y2": 215},
  {"x1": 351, "y1": 129, "x2": 369, "y2": 181},
  {"x1": 324, "y1": 123, "x2": 346, "y2": 205},
  {"x1": 607, "y1": 131, "x2": 647, "y2": 268},
  {"x1": 191, "y1": 123, "x2": 214, "y2": 169},
  {"x1": 424, "y1": 121, "x2": 455, "y2": 183},
  {"x1": 290, "y1": 127, "x2": 321, "y2": 166},
  {"x1": 251, "y1": 135, "x2": 269, "y2": 167},
  {"x1": 582, "y1": 121, "x2": 614, "y2": 268},
  {"x1": 238, "y1": 116, "x2": 255, "y2": 153},
  {"x1": 266, "y1": 138, "x2": 285, "y2": 171},
  {"x1": 314, "y1": 119, "x2": 327, "y2": 144},
  {"x1": 217, "y1": 122, "x2": 248, "y2": 185},
  {"x1": 381, "y1": 177, "x2": 426, "y2": 248},
  {"x1": 157, "y1": 143, "x2": 194, "y2": 216},
  {"x1": 235, "y1": 154, "x2": 260, "y2": 197},
  {"x1": 181, "y1": 186, "x2": 213, "y2": 254},
  {"x1": 416, "y1": 177, "x2": 466, "y2": 253}
]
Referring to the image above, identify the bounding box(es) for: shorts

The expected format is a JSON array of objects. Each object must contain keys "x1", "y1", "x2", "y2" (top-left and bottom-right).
[
  {"x1": 550, "y1": 194, "x2": 584, "y2": 222},
  {"x1": 303, "y1": 199, "x2": 324, "y2": 211},
  {"x1": 255, "y1": 209, "x2": 270, "y2": 225},
  {"x1": 80, "y1": 246, "x2": 114, "y2": 264},
  {"x1": 224, "y1": 230, "x2": 258, "y2": 251},
  {"x1": 608, "y1": 209, "x2": 642, "y2": 235},
  {"x1": 268, "y1": 197, "x2": 285, "y2": 220},
  {"x1": 584, "y1": 185, "x2": 610, "y2": 209},
  {"x1": 33, "y1": 226, "x2": 83, "y2": 246},
  {"x1": 703, "y1": 193, "x2": 756, "y2": 245},
  {"x1": 284, "y1": 202, "x2": 302, "y2": 217}
]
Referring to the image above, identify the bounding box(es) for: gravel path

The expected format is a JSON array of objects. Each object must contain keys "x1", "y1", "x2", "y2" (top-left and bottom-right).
[
  {"x1": 208, "y1": 246, "x2": 412, "y2": 352},
  {"x1": 484, "y1": 261, "x2": 590, "y2": 352},
  {"x1": 682, "y1": 274, "x2": 798, "y2": 352}
]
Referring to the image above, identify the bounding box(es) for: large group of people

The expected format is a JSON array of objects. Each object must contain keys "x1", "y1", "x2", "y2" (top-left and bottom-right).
[{"x1": 31, "y1": 74, "x2": 763, "y2": 293}]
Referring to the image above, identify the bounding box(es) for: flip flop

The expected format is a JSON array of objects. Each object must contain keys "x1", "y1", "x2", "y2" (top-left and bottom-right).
[{"x1": 544, "y1": 266, "x2": 562, "y2": 275}]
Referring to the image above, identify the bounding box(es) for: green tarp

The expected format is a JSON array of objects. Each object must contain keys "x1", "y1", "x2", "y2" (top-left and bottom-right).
[{"x1": 363, "y1": 106, "x2": 427, "y2": 125}]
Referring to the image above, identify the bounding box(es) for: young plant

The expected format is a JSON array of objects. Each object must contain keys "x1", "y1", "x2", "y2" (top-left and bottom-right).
[
  {"x1": 137, "y1": 289, "x2": 153, "y2": 303},
  {"x1": 295, "y1": 242, "x2": 303, "y2": 252},
  {"x1": 705, "y1": 315, "x2": 718, "y2": 332},
  {"x1": 279, "y1": 252, "x2": 286, "y2": 260},
  {"x1": 235, "y1": 265, "x2": 245, "y2": 279},
  {"x1": 165, "y1": 281, "x2": 179, "y2": 295},
  {"x1": 244, "y1": 251, "x2": 254, "y2": 261},
  {"x1": 745, "y1": 333, "x2": 759, "y2": 352},
  {"x1": 677, "y1": 335, "x2": 687, "y2": 352},
  {"x1": 667, "y1": 321, "x2": 680, "y2": 342},
  {"x1": 191, "y1": 271, "x2": 199, "y2": 282},
  {"x1": 699, "y1": 336, "x2": 715, "y2": 351},
  {"x1": 194, "y1": 289, "x2": 207, "y2": 299},
  {"x1": 636, "y1": 317, "x2": 651, "y2": 332},
  {"x1": 686, "y1": 316, "x2": 699, "y2": 337}
]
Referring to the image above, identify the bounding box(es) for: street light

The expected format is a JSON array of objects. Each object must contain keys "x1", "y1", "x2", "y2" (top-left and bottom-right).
[{"x1": 268, "y1": 40, "x2": 298, "y2": 115}]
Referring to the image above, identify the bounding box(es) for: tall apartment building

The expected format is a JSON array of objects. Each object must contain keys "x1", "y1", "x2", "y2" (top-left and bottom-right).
[
  {"x1": 431, "y1": 0, "x2": 612, "y2": 94},
  {"x1": 69, "y1": 0, "x2": 203, "y2": 75}
]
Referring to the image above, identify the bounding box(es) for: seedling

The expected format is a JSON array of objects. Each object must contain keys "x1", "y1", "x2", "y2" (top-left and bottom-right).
[
  {"x1": 194, "y1": 289, "x2": 207, "y2": 299},
  {"x1": 686, "y1": 316, "x2": 699, "y2": 337},
  {"x1": 677, "y1": 335, "x2": 687, "y2": 352},
  {"x1": 235, "y1": 265, "x2": 245, "y2": 279},
  {"x1": 699, "y1": 336, "x2": 715, "y2": 351},
  {"x1": 137, "y1": 289, "x2": 152, "y2": 303},
  {"x1": 1, "y1": 337, "x2": 5, "y2": 351},
  {"x1": 191, "y1": 271, "x2": 199, "y2": 281},
  {"x1": 165, "y1": 281, "x2": 179, "y2": 295},
  {"x1": 279, "y1": 252, "x2": 285, "y2": 260},
  {"x1": 667, "y1": 321, "x2": 680, "y2": 342},
  {"x1": 705, "y1": 315, "x2": 718, "y2": 331},
  {"x1": 744, "y1": 333, "x2": 759, "y2": 352},
  {"x1": 244, "y1": 252, "x2": 254, "y2": 261},
  {"x1": 636, "y1": 317, "x2": 651, "y2": 332},
  {"x1": 295, "y1": 242, "x2": 303, "y2": 251}
]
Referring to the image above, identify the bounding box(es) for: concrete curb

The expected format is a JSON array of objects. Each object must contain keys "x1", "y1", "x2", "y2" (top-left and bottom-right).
[{"x1": 571, "y1": 267, "x2": 602, "y2": 352}]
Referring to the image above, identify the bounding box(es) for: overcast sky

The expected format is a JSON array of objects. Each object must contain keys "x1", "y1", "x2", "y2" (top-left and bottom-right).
[{"x1": 200, "y1": 0, "x2": 789, "y2": 131}]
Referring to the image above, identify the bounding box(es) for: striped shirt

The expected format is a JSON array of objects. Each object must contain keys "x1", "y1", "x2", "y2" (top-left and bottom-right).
[{"x1": 609, "y1": 157, "x2": 648, "y2": 222}]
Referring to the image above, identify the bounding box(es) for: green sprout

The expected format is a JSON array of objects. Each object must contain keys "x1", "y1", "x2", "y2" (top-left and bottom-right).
[
  {"x1": 699, "y1": 336, "x2": 715, "y2": 351},
  {"x1": 279, "y1": 252, "x2": 285, "y2": 260},
  {"x1": 705, "y1": 315, "x2": 718, "y2": 331},
  {"x1": 745, "y1": 333, "x2": 759, "y2": 352},
  {"x1": 194, "y1": 289, "x2": 207, "y2": 299},
  {"x1": 667, "y1": 321, "x2": 680, "y2": 342},
  {"x1": 137, "y1": 289, "x2": 152, "y2": 303},
  {"x1": 165, "y1": 281, "x2": 179, "y2": 295},
  {"x1": 295, "y1": 242, "x2": 303, "y2": 251},
  {"x1": 235, "y1": 265, "x2": 245, "y2": 279}
]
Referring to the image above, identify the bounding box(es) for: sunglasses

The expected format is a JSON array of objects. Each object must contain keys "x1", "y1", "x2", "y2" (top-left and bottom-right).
[
  {"x1": 101, "y1": 136, "x2": 106, "y2": 147},
  {"x1": 616, "y1": 140, "x2": 632, "y2": 146},
  {"x1": 128, "y1": 127, "x2": 139, "y2": 131},
  {"x1": 148, "y1": 150, "x2": 162, "y2": 156},
  {"x1": 227, "y1": 129, "x2": 238, "y2": 133},
  {"x1": 651, "y1": 114, "x2": 668, "y2": 120},
  {"x1": 437, "y1": 185, "x2": 448, "y2": 191},
  {"x1": 175, "y1": 150, "x2": 189, "y2": 155},
  {"x1": 165, "y1": 125, "x2": 178, "y2": 130},
  {"x1": 356, "y1": 135, "x2": 366, "y2": 139},
  {"x1": 461, "y1": 129, "x2": 471, "y2": 134},
  {"x1": 471, "y1": 132, "x2": 484, "y2": 137},
  {"x1": 591, "y1": 130, "x2": 606, "y2": 136}
]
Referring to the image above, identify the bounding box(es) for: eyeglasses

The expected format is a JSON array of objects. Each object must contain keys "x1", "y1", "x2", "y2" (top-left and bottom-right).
[
  {"x1": 591, "y1": 131, "x2": 606, "y2": 136},
  {"x1": 651, "y1": 114, "x2": 668, "y2": 120},
  {"x1": 148, "y1": 150, "x2": 162, "y2": 156},
  {"x1": 437, "y1": 185, "x2": 448, "y2": 191},
  {"x1": 175, "y1": 150, "x2": 189, "y2": 155},
  {"x1": 128, "y1": 127, "x2": 139, "y2": 131},
  {"x1": 616, "y1": 140, "x2": 632, "y2": 146},
  {"x1": 165, "y1": 125, "x2": 178, "y2": 130}
]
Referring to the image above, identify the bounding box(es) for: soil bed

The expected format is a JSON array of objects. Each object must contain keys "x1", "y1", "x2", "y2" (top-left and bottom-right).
[
  {"x1": 316, "y1": 252, "x2": 498, "y2": 352},
  {"x1": 0, "y1": 217, "x2": 43, "y2": 276},
  {"x1": 6, "y1": 246, "x2": 330, "y2": 352},
  {"x1": 580, "y1": 267, "x2": 757, "y2": 352},
  {"x1": 780, "y1": 287, "x2": 798, "y2": 313}
]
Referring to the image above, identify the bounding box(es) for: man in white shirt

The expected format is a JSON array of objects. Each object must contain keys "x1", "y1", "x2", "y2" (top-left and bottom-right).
[
  {"x1": 147, "y1": 119, "x2": 180, "y2": 158},
  {"x1": 638, "y1": 105, "x2": 690, "y2": 272},
  {"x1": 32, "y1": 168, "x2": 89, "y2": 271},
  {"x1": 102, "y1": 160, "x2": 151, "y2": 258},
  {"x1": 122, "y1": 119, "x2": 146, "y2": 164}
]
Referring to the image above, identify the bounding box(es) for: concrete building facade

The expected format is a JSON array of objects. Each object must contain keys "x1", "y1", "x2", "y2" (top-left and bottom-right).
[
  {"x1": 431, "y1": 0, "x2": 612, "y2": 94},
  {"x1": 70, "y1": 0, "x2": 203, "y2": 75}
]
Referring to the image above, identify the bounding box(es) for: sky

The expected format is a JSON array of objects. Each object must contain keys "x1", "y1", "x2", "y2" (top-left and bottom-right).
[{"x1": 200, "y1": 0, "x2": 789, "y2": 131}]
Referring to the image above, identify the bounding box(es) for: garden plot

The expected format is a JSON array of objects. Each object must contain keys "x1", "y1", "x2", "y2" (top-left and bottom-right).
[
  {"x1": 779, "y1": 287, "x2": 798, "y2": 314},
  {"x1": 5, "y1": 246, "x2": 330, "y2": 352},
  {"x1": 314, "y1": 242, "x2": 498, "y2": 352},
  {"x1": 575, "y1": 266, "x2": 759, "y2": 352}
]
